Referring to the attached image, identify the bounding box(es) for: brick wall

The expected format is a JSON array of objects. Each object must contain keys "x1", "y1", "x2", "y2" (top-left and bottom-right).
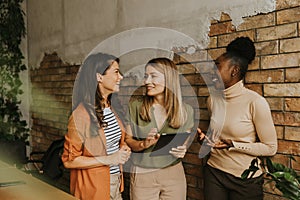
[
  {"x1": 119, "y1": 1, "x2": 300, "y2": 199},
  {"x1": 29, "y1": 1, "x2": 300, "y2": 199},
  {"x1": 30, "y1": 52, "x2": 80, "y2": 191},
  {"x1": 30, "y1": 52, "x2": 79, "y2": 151},
  {"x1": 189, "y1": 1, "x2": 299, "y2": 199}
]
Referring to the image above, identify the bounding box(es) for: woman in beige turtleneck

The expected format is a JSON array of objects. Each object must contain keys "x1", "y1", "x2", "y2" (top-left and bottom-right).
[{"x1": 198, "y1": 37, "x2": 278, "y2": 200}]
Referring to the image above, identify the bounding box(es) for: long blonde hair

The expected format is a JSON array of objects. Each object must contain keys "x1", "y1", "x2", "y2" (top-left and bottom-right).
[{"x1": 140, "y1": 57, "x2": 187, "y2": 128}]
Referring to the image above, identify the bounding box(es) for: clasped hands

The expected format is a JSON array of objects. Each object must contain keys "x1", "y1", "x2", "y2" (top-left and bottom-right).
[
  {"x1": 141, "y1": 128, "x2": 187, "y2": 158},
  {"x1": 197, "y1": 128, "x2": 233, "y2": 149},
  {"x1": 108, "y1": 145, "x2": 131, "y2": 165}
]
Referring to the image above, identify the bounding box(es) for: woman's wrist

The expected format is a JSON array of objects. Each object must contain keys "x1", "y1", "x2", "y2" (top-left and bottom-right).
[
  {"x1": 228, "y1": 140, "x2": 234, "y2": 147},
  {"x1": 139, "y1": 140, "x2": 145, "y2": 150},
  {"x1": 226, "y1": 140, "x2": 234, "y2": 149}
]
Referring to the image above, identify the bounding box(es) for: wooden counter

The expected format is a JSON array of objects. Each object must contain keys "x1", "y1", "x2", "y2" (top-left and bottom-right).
[{"x1": 0, "y1": 160, "x2": 77, "y2": 200}]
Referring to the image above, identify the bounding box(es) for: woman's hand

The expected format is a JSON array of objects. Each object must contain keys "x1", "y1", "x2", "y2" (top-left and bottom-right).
[
  {"x1": 197, "y1": 128, "x2": 206, "y2": 143},
  {"x1": 197, "y1": 128, "x2": 233, "y2": 149},
  {"x1": 140, "y1": 128, "x2": 160, "y2": 149},
  {"x1": 121, "y1": 144, "x2": 131, "y2": 152},
  {"x1": 213, "y1": 139, "x2": 233, "y2": 149},
  {"x1": 197, "y1": 128, "x2": 215, "y2": 146},
  {"x1": 169, "y1": 145, "x2": 187, "y2": 158},
  {"x1": 106, "y1": 146, "x2": 131, "y2": 165}
]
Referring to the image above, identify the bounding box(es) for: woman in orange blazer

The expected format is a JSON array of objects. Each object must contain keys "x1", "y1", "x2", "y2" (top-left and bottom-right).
[{"x1": 62, "y1": 53, "x2": 131, "y2": 200}]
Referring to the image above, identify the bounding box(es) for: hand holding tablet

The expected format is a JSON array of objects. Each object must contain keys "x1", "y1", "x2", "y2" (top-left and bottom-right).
[
  {"x1": 169, "y1": 145, "x2": 187, "y2": 158},
  {"x1": 150, "y1": 132, "x2": 191, "y2": 157},
  {"x1": 140, "y1": 128, "x2": 160, "y2": 149}
]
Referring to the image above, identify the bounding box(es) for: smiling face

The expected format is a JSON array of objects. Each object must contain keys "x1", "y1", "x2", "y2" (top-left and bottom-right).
[
  {"x1": 144, "y1": 64, "x2": 165, "y2": 100},
  {"x1": 97, "y1": 60, "x2": 123, "y2": 97},
  {"x1": 212, "y1": 54, "x2": 240, "y2": 90}
]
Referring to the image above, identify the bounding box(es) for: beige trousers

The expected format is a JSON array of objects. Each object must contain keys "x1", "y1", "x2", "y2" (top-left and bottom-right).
[
  {"x1": 130, "y1": 162, "x2": 186, "y2": 200},
  {"x1": 110, "y1": 173, "x2": 122, "y2": 200}
]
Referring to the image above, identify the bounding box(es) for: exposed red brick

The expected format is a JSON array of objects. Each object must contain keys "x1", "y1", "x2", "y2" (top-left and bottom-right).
[
  {"x1": 30, "y1": 53, "x2": 78, "y2": 151},
  {"x1": 277, "y1": 140, "x2": 300, "y2": 155},
  {"x1": 29, "y1": 4, "x2": 300, "y2": 199}
]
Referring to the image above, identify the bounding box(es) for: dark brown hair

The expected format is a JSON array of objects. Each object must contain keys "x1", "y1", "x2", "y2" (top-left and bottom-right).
[{"x1": 72, "y1": 53, "x2": 119, "y2": 136}]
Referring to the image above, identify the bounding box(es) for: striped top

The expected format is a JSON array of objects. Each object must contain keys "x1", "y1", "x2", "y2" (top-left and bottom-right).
[{"x1": 103, "y1": 107, "x2": 121, "y2": 174}]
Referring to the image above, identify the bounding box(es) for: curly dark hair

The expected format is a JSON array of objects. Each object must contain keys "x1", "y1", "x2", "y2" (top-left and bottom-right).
[{"x1": 224, "y1": 36, "x2": 256, "y2": 79}]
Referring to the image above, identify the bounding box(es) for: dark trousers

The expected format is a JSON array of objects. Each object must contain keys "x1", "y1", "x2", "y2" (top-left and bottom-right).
[{"x1": 203, "y1": 165, "x2": 263, "y2": 200}]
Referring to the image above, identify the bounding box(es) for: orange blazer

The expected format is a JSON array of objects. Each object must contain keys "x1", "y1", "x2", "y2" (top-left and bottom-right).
[{"x1": 61, "y1": 103, "x2": 126, "y2": 200}]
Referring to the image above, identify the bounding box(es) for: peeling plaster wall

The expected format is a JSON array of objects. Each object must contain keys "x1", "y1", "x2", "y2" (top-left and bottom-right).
[
  {"x1": 19, "y1": 2, "x2": 30, "y2": 131},
  {"x1": 26, "y1": 0, "x2": 276, "y2": 68}
]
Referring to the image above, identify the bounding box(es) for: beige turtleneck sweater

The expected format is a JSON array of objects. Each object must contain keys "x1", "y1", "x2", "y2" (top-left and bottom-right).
[{"x1": 206, "y1": 80, "x2": 278, "y2": 177}]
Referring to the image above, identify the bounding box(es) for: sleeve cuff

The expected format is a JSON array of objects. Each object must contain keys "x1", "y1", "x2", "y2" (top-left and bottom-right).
[{"x1": 229, "y1": 141, "x2": 251, "y2": 152}]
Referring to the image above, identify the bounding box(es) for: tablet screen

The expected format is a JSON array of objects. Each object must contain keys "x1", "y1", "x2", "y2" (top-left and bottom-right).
[{"x1": 150, "y1": 132, "x2": 191, "y2": 157}]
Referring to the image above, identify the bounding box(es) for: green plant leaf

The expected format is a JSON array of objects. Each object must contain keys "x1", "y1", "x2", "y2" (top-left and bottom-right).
[
  {"x1": 266, "y1": 157, "x2": 275, "y2": 173},
  {"x1": 273, "y1": 162, "x2": 285, "y2": 171},
  {"x1": 284, "y1": 173, "x2": 296, "y2": 183},
  {"x1": 241, "y1": 169, "x2": 250, "y2": 180},
  {"x1": 272, "y1": 171, "x2": 285, "y2": 178},
  {"x1": 277, "y1": 182, "x2": 300, "y2": 199},
  {"x1": 0, "y1": 0, "x2": 29, "y2": 142}
]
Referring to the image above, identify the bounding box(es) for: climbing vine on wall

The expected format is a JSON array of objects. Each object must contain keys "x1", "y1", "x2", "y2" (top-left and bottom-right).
[{"x1": 0, "y1": 0, "x2": 29, "y2": 141}]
